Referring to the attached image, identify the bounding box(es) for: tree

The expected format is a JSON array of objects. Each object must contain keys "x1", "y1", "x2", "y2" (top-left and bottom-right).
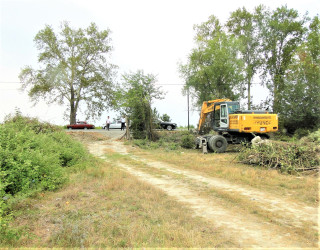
[
  {"x1": 161, "y1": 113, "x2": 171, "y2": 122},
  {"x1": 119, "y1": 70, "x2": 164, "y2": 140},
  {"x1": 179, "y1": 15, "x2": 244, "y2": 107},
  {"x1": 280, "y1": 16, "x2": 320, "y2": 133},
  {"x1": 19, "y1": 22, "x2": 116, "y2": 124},
  {"x1": 256, "y1": 5, "x2": 306, "y2": 113},
  {"x1": 227, "y1": 7, "x2": 261, "y2": 109}
]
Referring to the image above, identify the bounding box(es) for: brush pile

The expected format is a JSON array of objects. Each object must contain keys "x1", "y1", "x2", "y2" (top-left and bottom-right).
[{"x1": 238, "y1": 131, "x2": 320, "y2": 174}]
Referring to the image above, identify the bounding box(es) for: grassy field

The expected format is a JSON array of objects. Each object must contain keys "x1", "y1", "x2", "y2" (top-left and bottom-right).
[
  {"x1": 7, "y1": 159, "x2": 235, "y2": 248},
  {"x1": 4, "y1": 131, "x2": 319, "y2": 247},
  {"x1": 129, "y1": 145, "x2": 319, "y2": 205}
]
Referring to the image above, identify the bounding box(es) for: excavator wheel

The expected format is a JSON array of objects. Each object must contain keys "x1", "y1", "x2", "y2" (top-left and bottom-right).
[{"x1": 208, "y1": 135, "x2": 228, "y2": 153}]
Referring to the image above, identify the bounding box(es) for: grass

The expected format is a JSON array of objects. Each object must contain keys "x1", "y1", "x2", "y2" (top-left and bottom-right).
[
  {"x1": 99, "y1": 149, "x2": 318, "y2": 247},
  {"x1": 128, "y1": 143, "x2": 319, "y2": 206},
  {"x1": 6, "y1": 159, "x2": 235, "y2": 248},
  {"x1": 4, "y1": 131, "x2": 318, "y2": 247}
]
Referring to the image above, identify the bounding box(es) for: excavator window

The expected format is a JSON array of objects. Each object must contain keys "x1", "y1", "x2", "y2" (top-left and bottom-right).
[
  {"x1": 214, "y1": 104, "x2": 220, "y2": 127},
  {"x1": 228, "y1": 103, "x2": 240, "y2": 114},
  {"x1": 221, "y1": 105, "x2": 227, "y2": 118}
]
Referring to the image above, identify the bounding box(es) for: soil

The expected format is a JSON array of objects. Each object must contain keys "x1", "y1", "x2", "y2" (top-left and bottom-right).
[{"x1": 83, "y1": 132, "x2": 318, "y2": 248}]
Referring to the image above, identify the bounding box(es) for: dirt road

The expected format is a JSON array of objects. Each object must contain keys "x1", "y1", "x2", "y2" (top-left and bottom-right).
[{"x1": 87, "y1": 136, "x2": 319, "y2": 248}]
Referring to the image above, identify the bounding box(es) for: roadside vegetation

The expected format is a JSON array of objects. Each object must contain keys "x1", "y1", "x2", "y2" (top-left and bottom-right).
[
  {"x1": 0, "y1": 114, "x2": 93, "y2": 245},
  {"x1": 3, "y1": 131, "x2": 235, "y2": 248}
]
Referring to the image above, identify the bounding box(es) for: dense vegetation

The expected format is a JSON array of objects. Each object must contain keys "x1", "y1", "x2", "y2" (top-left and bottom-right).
[
  {"x1": 0, "y1": 114, "x2": 90, "y2": 243},
  {"x1": 179, "y1": 6, "x2": 320, "y2": 134}
]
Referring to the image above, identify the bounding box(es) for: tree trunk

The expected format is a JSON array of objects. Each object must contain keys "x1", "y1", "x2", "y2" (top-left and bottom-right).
[
  {"x1": 70, "y1": 88, "x2": 76, "y2": 124},
  {"x1": 247, "y1": 80, "x2": 251, "y2": 110},
  {"x1": 70, "y1": 102, "x2": 76, "y2": 124}
]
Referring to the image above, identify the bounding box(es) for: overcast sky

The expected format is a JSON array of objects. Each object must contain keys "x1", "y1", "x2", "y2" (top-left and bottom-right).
[{"x1": 0, "y1": 0, "x2": 319, "y2": 126}]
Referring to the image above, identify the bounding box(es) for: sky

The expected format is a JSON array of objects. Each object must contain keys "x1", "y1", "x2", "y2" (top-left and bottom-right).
[{"x1": 0, "y1": 0, "x2": 319, "y2": 127}]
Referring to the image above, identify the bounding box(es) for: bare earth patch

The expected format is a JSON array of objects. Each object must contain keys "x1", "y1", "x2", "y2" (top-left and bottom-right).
[{"x1": 87, "y1": 138, "x2": 319, "y2": 248}]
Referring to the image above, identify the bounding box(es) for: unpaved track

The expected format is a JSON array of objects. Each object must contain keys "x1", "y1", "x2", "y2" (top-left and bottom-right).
[{"x1": 87, "y1": 138, "x2": 319, "y2": 248}]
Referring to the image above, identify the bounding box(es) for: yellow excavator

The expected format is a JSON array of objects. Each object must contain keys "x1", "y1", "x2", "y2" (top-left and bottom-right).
[{"x1": 196, "y1": 99, "x2": 278, "y2": 153}]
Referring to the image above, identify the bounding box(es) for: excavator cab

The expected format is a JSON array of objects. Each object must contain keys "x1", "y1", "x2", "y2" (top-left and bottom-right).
[{"x1": 213, "y1": 101, "x2": 240, "y2": 130}]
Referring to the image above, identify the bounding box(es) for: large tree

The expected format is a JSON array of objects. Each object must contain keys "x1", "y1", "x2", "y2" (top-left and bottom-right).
[
  {"x1": 179, "y1": 15, "x2": 244, "y2": 107},
  {"x1": 256, "y1": 5, "x2": 306, "y2": 113},
  {"x1": 280, "y1": 16, "x2": 320, "y2": 133},
  {"x1": 19, "y1": 22, "x2": 116, "y2": 124},
  {"x1": 227, "y1": 7, "x2": 261, "y2": 109}
]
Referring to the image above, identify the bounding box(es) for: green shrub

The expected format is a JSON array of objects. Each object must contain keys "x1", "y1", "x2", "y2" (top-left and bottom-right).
[
  {"x1": 294, "y1": 128, "x2": 310, "y2": 139},
  {"x1": 304, "y1": 129, "x2": 320, "y2": 144},
  {"x1": 180, "y1": 134, "x2": 195, "y2": 149},
  {"x1": 0, "y1": 114, "x2": 90, "y2": 243}
]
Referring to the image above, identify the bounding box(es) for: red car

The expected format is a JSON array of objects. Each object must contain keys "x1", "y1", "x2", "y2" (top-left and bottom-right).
[{"x1": 67, "y1": 121, "x2": 95, "y2": 130}]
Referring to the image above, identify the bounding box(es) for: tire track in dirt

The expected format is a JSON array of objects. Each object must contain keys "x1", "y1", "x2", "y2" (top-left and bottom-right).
[
  {"x1": 131, "y1": 156, "x2": 318, "y2": 230},
  {"x1": 87, "y1": 139, "x2": 318, "y2": 248},
  {"x1": 117, "y1": 162, "x2": 302, "y2": 248}
]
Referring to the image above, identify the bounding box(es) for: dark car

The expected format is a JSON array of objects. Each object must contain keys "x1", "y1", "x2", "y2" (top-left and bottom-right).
[
  {"x1": 67, "y1": 121, "x2": 95, "y2": 130},
  {"x1": 155, "y1": 120, "x2": 177, "y2": 131}
]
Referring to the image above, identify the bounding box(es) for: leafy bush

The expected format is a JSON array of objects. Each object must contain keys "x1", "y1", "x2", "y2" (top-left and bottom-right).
[
  {"x1": 0, "y1": 114, "x2": 89, "y2": 243},
  {"x1": 180, "y1": 134, "x2": 195, "y2": 149},
  {"x1": 303, "y1": 129, "x2": 320, "y2": 144}
]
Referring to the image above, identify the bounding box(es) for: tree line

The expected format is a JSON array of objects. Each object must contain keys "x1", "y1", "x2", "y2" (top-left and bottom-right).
[
  {"x1": 179, "y1": 5, "x2": 320, "y2": 134},
  {"x1": 19, "y1": 5, "x2": 320, "y2": 136}
]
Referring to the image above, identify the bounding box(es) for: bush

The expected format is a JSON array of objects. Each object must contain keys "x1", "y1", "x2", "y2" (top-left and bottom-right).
[
  {"x1": 303, "y1": 129, "x2": 320, "y2": 144},
  {"x1": 180, "y1": 134, "x2": 195, "y2": 149},
  {"x1": 0, "y1": 114, "x2": 89, "y2": 243},
  {"x1": 132, "y1": 131, "x2": 196, "y2": 151}
]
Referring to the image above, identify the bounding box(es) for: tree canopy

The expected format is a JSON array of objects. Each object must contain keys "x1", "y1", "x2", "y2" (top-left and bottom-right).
[
  {"x1": 19, "y1": 22, "x2": 116, "y2": 124},
  {"x1": 179, "y1": 6, "x2": 319, "y2": 133},
  {"x1": 179, "y1": 15, "x2": 244, "y2": 107},
  {"x1": 118, "y1": 70, "x2": 164, "y2": 140}
]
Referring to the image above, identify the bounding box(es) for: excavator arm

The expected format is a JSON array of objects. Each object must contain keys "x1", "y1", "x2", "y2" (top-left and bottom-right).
[{"x1": 198, "y1": 99, "x2": 231, "y2": 132}]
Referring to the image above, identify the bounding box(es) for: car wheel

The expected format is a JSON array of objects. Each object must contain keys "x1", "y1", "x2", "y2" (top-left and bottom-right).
[
  {"x1": 208, "y1": 135, "x2": 228, "y2": 153},
  {"x1": 68, "y1": 127, "x2": 72, "y2": 130},
  {"x1": 167, "y1": 125, "x2": 173, "y2": 131}
]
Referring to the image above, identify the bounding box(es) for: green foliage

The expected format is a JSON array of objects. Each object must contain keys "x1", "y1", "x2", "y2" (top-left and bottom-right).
[
  {"x1": 0, "y1": 114, "x2": 89, "y2": 243},
  {"x1": 227, "y1": 7, "x2": 261, "y2": 109},
  {"x1": 279, "y1": 16, "x2": 320, "y2": 134},
  {"x1": 160, "y1": 113, "x2": 171, "y2": 122},
  {"x1": 256, "y1": 5, "x2": 306, "y2": 113},
  {"x1": 132, "y1": 131, "x2": 196, "y2": 151},
  {"x1": 302, "y1": 129, "x2": 320, "y2": 144},
  {"x1": 179, "y1": 15, "x2": 244, "y2": 106},
  {"x1": 238, "y1": 141, "x2": 319, "y2": 174},
  {"x1": 180, "y1": 6, "x2": 318, "y2": 133},
  {"x1": 180, "y1": 134, "x2": 195, "y2": 149},
  {"x1": 119, "y1": 70, "x2": 164, "y2": 140},
  {"x1": 19, "y1": 22, "x2": 116, "y2": 124}
]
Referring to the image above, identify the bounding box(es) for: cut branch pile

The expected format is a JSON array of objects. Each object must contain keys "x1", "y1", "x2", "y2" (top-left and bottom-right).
[{"x1": 238, "y1": 140, "x2": 320, "y2": 174}]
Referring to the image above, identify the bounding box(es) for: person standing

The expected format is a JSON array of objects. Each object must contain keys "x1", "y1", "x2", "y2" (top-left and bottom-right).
[
  {"x1": 106, "y1": 116, "x2": 111, "y2": 131},
  {"x1": 121, "y1": 117, "x2": 126, "y2": 130}
]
